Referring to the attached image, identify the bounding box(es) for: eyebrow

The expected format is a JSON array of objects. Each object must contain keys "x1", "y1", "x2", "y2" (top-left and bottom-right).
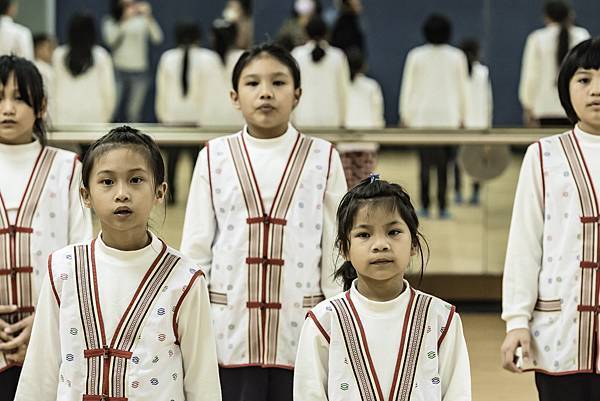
[
  {"x1": 353, "y1": 220, "x2": 404, "y2": 229},
  {"x1": 242, "y1": 72, "x2": 290, "y2": 79},
  {"x1": 95, "y1": 167, "x2": 148, "y2": 175}
]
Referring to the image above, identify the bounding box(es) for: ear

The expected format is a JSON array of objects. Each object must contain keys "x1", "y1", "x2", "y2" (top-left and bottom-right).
[
  {"x1": 80, "y1": 187, "x2": 93, "y2": 209},
  {"x1": 410, "y1": 246, "x2": 417, "y2": 257},
  {"x1": 155, "y1": 182, "x2": 168, "y2": 203},
  {"x1": 230, "y1": 90, "x2": 241, "y2": 110},
  {"x1": 292, "y1": 87, "x2": 302, "y2": 109}
]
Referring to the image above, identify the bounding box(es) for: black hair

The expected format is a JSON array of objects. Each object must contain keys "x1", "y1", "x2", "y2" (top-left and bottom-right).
[
  {"x1": 81, "y1": 125, "x2": 165, "y2": 190},
  {"x1": 231, "y1": 42, "x2": 301, "y2": 91},
  {"x1": 423, "y1": 14, "x2": 452, "y2": 45},
  {"x1": 33, "y1": 33, "x2": 52, "y2": 49},
  {"x1": 109, "y1": 0, "x2": 125, "y2": 21},
  {"x1": 66, "y1": 13, "x2": 96, "y2": 77},
  {"x1": 346, "y1": 46, "x2": 364, "y2": 82},
  {"x1": 459, "y1": 38, "x2": 480, "y2": 76},
  {"x1": 0, "y1": 0, "x2": 11, "y2": 15},
  {"x1": 0, "y1": 55, "x2": 47, "y2": 146},
  {"x1": 544, "y1": 1, "x2": 571, "y2": 67},
  {"x1": 334, "y1": 177, "x2": 429, "y2": 291},
  {"x1": 175, "y1": 21, "x2": 201, "y2": 97},
  {"x1": 558, "y1": 38, "x2": 600, "y2": 124},
  {"x1": 211, "y1": 18, "x2": 238, "y2": 65},
  {"x1": 236, "y1": 0, "x2": 253, "y2": 16},
  {"x1": 305, "y1": 15, "x2": 328, "y2": 62}
]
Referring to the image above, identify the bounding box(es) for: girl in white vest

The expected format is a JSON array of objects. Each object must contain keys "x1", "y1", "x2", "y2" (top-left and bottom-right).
[
  {"x1": 502, "y1": 38, "x2": 600, "y2": 400},
  {"x1": 180, "y1": 43, "x2": 347, "y2": 401},
  {"x1": 0, "y1": 55, "x2": 92, "y2": 401},
  {"x1": 294, "y1": 176, "x2": 472, "y2": 401},
  {"x1": 15, "y1": 126, "x2": 221, "y2": 401}
]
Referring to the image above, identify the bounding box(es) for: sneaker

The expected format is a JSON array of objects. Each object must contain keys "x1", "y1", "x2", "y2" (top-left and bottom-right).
[
  {"x1": 418, "y1": 208, "x2": 430, "y2": 218},
  {"x1": 469, "y1": 193, "x2": 480, "y2": 206},
  {"x1": 439, "y1": 209, "x2": 452, "y2": 219},
  {"x1": 454, "y1": 193, "x2": 464, "y2": 204}
]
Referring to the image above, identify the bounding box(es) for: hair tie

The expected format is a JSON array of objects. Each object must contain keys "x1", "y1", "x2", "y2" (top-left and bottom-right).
[{"x1": 368, "y1": 173, "x2": 380, "y2": 184}]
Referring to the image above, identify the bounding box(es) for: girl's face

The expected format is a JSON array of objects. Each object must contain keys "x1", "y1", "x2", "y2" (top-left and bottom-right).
[
  {"x1": 347, "y1": 204, "x2": 415, "y2": 294},
  {"x1": 570, "y1": 67, "x2": 600, "y2": 134},
  {"x1": 80, "y1": 147, "x2": 167, "y2": 250},
  {"x1": 231, "y1": 53, "x2": 301, "y2": 139},
  {"x1": 0, "y1": 73, "x2": 38, "y2": 145}
]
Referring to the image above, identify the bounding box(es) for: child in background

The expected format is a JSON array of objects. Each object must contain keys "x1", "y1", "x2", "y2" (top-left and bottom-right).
[
  {"x1": 0, "y1": 55, "x2": 92, "y2": 401},
  {"x1": 32, "y1": 33, "x2": 55, "y2": 97},
  {"x1": 15, "y1": 126, "x2": 221, "y2": 401},
  {"x1": 502, "y1": 37, "x2": 600, "y2": 400},
  {"x1": 294, "y1": 177, "x2": 471, "y2": 400},
  {"x1": 181, "y1": 43, "x2": 346, "y2": 401}
]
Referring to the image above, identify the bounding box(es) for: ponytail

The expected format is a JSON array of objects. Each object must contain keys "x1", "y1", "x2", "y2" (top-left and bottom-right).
[
  {"x1": 181, "y1": 45, "x2": 190, "y2": 96},
  {"x1": 334, "y1": 261, "x2": 358, "y2": 291},
  {"x1": 311, "y1": 42, "x2": 325, "y2": 63},
  {"x1": 544, "y1": 0, "x2": 571, "y2": 66},
  {"x1": 557, "y1": 22, "x2": 570, "y2": 66}
]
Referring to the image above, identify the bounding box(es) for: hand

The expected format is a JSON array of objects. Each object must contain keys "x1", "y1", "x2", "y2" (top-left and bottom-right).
[
  {"x1": 0, "y1": 305, "x2": 17, "y2": 342},
  {"x1": 523, "y1": 109, "x2": 539, "y2": 128},
  {"x1": 501, "y1": 328, "x2": 531, "y2": 373},
  {"x1": 0, "y1": 314, "x2": 34, "y2": 353},
  {"x1": 6, "y1": 344, "x2": 27, "y2": 364}
]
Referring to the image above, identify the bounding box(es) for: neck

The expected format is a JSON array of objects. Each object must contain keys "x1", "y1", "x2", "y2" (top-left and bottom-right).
[
  {"x1": 0, "y1": 134, "x2": 35, "y2": 145},
  {"x1": 578, "y1": 122, "x2": 600, "y2": 136},
  {"x1": 246, "y1": 122, "x2": 288, "y2": 139},
  {"x1": 101, "y1": 229, "x2": 151, "y2": 251},
  {"x1": 356, "y1": 277, "x2": 405, "y2": 302}
]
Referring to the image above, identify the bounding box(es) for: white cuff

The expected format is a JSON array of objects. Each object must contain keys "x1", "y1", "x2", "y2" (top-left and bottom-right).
[{"x1": 506, "y1": 316, "x2": 530, "y2": 333}]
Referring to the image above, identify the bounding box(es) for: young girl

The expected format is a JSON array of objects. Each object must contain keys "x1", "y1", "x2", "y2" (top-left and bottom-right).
[
  {"x1": 294, "y1": 177, "x2": 471, "y2": 401},
  {"x1": 502, "y1": 38, "x2": 600, "y2": 400},
  {"x1": 15, "y1": 126, "x2": 221, "y2": 401},
  {"x1": 180, "y1": 43, "x2": 347, "y2": 401},
  {"x1": 0, "y1": 55, "x2": 92, "y2": 401}
]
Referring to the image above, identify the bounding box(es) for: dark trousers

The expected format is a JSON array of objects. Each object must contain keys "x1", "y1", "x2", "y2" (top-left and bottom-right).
[
  {"x1": 166, "y1": 145, "x2": 199, "y2": 203},
  {"x1": 535, "y1": 372, "x2": 600, "y2": 401},
  {"x1": 219, "y1": 367, "x2": 293, "y2": 401},
  {"x1": 0, "y1": 367, "x2": 21, "y2": 401},
  {"x1": 419, "y1": 146, "x2": 451, "y2": 211}
]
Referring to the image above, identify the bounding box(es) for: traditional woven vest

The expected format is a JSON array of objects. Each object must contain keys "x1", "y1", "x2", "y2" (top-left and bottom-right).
[
  {"x1": 206, "y1": 131, "x2": 333, "y2": 368},
  {"x1": 526, "y1": 130, "x2": 600, "y2": 373},
  {"x1": 49, "y1": 238, "x2": 203, "y2": 401},
  {"x1": 0, "y1": 146, "x2": 77, "y2": 372},
  {"x1": 308, "y1": 288, "x2": 456, "y2": 401}
]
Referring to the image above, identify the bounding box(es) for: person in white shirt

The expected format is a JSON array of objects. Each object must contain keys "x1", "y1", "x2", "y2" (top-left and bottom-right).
[
  {"x1": 0, "y1": 55, "x2": 92, "y2": 401},
  {"x1": 155, "y1": 21, "x2": 222, "y2": 204},
  {"x1": 501, "y1": 38, "x2": 600, "y2": 400},
  {"x1": 51, "y1": 13, "x2": 116, "y2": 127},
  {"x1": 294, "y1": 176, "x2": 471, "y2": 401},
  {"x1": 519, "y1": 0, "x2": 589, "y2": 128},
  {"x1": 0, "y1": 0, "x2": 33, "y2": 59},
  {"x1": 103, "y1": 0, "x2": 163, "y2": 122},
  {"x1": 32, "y1": 34, "x2": 55, "y2": 120},
  {"x1": 180, "y1": 43, "x2": 346, "y2": 401},
  {"x1": 15, "y1": 126, "x2": 222, "y2": 401},
  {"x1": 222, "y1": 0, "x2": 254, "y2": 50},
  {"x1": 399, "y1": 13, "x2": 468, "y2": 219},
  {"x1": 292, "y1": 15, "x2": 350, "y2": 128}
]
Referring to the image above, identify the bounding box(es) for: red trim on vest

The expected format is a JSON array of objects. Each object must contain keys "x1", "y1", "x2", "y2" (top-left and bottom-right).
[
  {"x1": 580, "y1": 261, "x2": 600, "y2": 269},
  {"x1": 206, "y1": 142, "x2": 215, "y2": 213},
  {"x1": 388, "y1": 288, "x2": 416, "y2": 401},
  {"x1": 246, "y1": 301, "x2": 282, "y2": 310},
  {"x1": 537, "y1": 141, "x2": 545, "y2": 206},
  {"x1": 577, "y1": 305, "x2": 600, "y2": 312},
  {"x1": 245, "y1": 257, "x2": 284, "y2": 266},
  {"x1": 0, "y1": 226, "x2": 33, "y2": 236},
  {"x1": 172, "y1": 269, "x2": 205, "y2": 345},
  {"x1": 82, "y1": 395, "x2": 128, "y2": 401},
  {"x1": 306, "y1": 310, "x2": 330, "y2": 343},
  {"x1": 68, "y1": 154, "x2": 78, "y2": 190},
  {"x1": 245, "y1": 216, "x2": 287, "y2": 225},
  {"x1": 84, "y1": 346, "x2": 133, "y2": 360},
  {"x1": 581, "y1": 216, "x2": 600, "y2": 223},
  {"x1": 48, "y1": 254, "x2": 60, "y2": 306},
  {"x1": 438, "y1": 305, "x2": 456, "y2": 349}
]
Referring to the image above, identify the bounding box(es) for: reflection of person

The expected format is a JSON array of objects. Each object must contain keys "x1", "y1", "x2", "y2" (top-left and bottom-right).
[
  {"x1": 103, "y1": 0, "x2": 163, "y2": 122},
  {"x1": 15, "y1": 126, "x2": 222, "y2": 401},
  {"x1": 399, "y1": 14, "x2": 468, "y2": 219},
  {"x1": 276, "y1": 0, "x2": 322, "y2": 52},
  {"x1": 519, "y1": 0, "x2": 589, "y2": 128},
  {"x1": 502, "y1": 38, "x2": 600, "y2": 400},
  {"x1": 0, "y1": 0, "x2": 33, "y2": 59},
  {"x1": 0, "y1": 55, "x2": 92, "y2": 401},
  {"x1": 294, "y1": 178, "x2": 471, "y2": 401},
  {"x1": 181, "y1": 44, "x2": 346, "y2": 401}
]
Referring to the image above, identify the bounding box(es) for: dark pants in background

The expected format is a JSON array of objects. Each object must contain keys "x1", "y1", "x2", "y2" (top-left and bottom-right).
[
  {"x1": 219, "y1": 366, "x2": 293, "y2": 401},
  {"x1": 419, "y1": 146, "x2": 452, "y2": 212},
  {"x1": 0, "y1": 367, "x2": 21, "y2": 401},
  {"x1": 165, "y1": 145, "x2": 199, "y2": 204},
  {"x1": 535, "y1": 372, "x2": 600, "y2": 401}
]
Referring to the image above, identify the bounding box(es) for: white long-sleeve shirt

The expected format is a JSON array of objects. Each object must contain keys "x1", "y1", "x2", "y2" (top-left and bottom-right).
[
  {"x1": 464, "y1": 62, "x2": 493, "y2": 129},
  {"x1": 294, "y1": 280, "x2": 471, "y2": 401},
  {"x1": 102, "y1": 15, "x2": 163, "y2": 72},
  {"x1": 346, "y1": 73, "x2": 385, "y2": 129},
  {"x1": 155, "y1": 46, "x2": 223, "y2": 124},
  {"x1": 0, "y1": 15, "x2": 33, "y2": 59},
  {"x1": 502, "y1": 125, "x2": 600, "y2": 332},
  {"x1": 180, "y1": 124, "x2": 346, "y2": 298},
  {"x1": 15, "y1": 233, "x2": 221, "y2": 401},
  {"x1": 399, "y1": 44, "x2": 468, "y2": 128},
  {"x1": 292, "y1": 41, "x2": 350, "y2": 128},
  {"x1": 0, "y1": 140, "x2": 91, "y2": 242},
  {"x1": 50, "y1": 45, "x2": 116, "y2": 125},
  {"x1": 518, "y1": 23, "x2": 590, "y2": 119}
]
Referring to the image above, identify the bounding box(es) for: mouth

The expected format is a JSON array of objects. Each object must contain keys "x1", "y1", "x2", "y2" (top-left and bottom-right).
[
  {"x1": 257, "y1": 104, "x2": 275, "y2": 112},
  {"x1": 588, "y1": 101, "x2": 600, "y2": 107},
  {"x1": 113, "y1": 207, "x2": 133, "y2": 216},
  {"x1": 0, "y1": 120, "x2": 17, "y2": 125},
  {"x1": 370, "y1": 258, "x2": 394, "y2": 265}
]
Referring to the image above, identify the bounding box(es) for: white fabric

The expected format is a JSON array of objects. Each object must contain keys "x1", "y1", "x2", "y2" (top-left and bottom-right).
[
  {"x1": 294, "y1": 280, "x2": 471, "y2": 401},
  {"x1": 34, "y1": 59, "x2": 55, "y2": 123},
  {"x1": 50, "y1": 45, "x2": 116, "y2": 125},
  {"x1": 155, "y1": 46, "x2": 223, "y2": 124},
  {"x1": 518, "y1": 23, "x2": 590, "y2": 119},
  {"x1": 102, "y1": 15, "x2": 163, "y2": 72},
  {"x1": 15, "y1": 233, "x2": 222, "y2": 401},
  {"x1": 399, "y1": 44, "x2": 468, "y2": 128},
  {"x1": 502, "y1": 126, "x2": 600, "y2": 372},
  {"x1": 345, "y1": 73, "x2": 385, "y2": 129},
  {"x1": 292, "y1": 41, "x2": 350, "y2": 128},
  {"x1": 464, "y1": 62, "x2": 493, "y2": 129},
  {"x1": 0, "y1": 15, "x2": 33, "y2": 59}
]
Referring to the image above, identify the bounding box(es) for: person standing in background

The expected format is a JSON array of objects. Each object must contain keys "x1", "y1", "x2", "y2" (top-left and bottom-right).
[
  {"x1": 330, "y1": 0, "x2": 365, "y2": 56},
  {"x1": 103, "y1": 0, "x2": 163, "y2": 123},
  {"x1": 222, "y1": 0, "x2": 253, "y2": 50},
  {"x1": 519, "y1": 0, "x2": 589, "y2": 128},
  {"x1": 276, "y1": 0, "x2": 322, "y2": 52},
  {"x1": 33, "y1": 33, "x2": 56, "y2": 123},
  {"x1": 0, "y1": 0, "x2": 33, "y2": 59}
]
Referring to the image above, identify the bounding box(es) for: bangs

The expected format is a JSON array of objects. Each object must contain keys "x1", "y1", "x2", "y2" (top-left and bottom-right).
[
  {"x1": 578, "y1": 39, "x2": 600, "y2": 71},
  {"x1": 0, "y1": 56, "x2": 44, "y2": 111}
]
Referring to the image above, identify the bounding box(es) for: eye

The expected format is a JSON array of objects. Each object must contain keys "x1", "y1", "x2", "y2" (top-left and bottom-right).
[
  {"x1": 273, "y1": 80, "x2": 286, "y2": 86},
  {"x1": 245, "y1": 80, "x2": 258, "y2": 86},
  {"x1": 100, "y1": 178, "x2": 113, "y2": 186},
  {"x1": 578, "y1": 77, "x2": 590, "y2": 84},
  {"x1": 354, "y1": 232, "x2": 370, "y2": 239},
  {"x1": 389, "y1": 229, "x2": 402, "y2": 236},
  {"x1": 130, "y1": 176, "x2": 144, "y2": 184}
]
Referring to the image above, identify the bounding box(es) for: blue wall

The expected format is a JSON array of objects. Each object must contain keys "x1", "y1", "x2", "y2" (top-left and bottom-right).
[{"x1": 56, "y1": 0, "x2": 600, "y2": 126}]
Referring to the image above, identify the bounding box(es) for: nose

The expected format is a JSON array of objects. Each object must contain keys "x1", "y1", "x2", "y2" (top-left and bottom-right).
[
  {"x1": 114, "y1": 182, "x2": 130, "y2": 202},
  {"x1": 259, "y1": 82, "x2": 273, "y2": 99},
  {"x1": 0, "y1": 98, "x2": 16, "y2": 116},
  {"x1": 591, "y1": 77, "x2": 600, "y2": 96},
  {"x1": 371, "y1": 234, "x2": 390, "y2": 252}
]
